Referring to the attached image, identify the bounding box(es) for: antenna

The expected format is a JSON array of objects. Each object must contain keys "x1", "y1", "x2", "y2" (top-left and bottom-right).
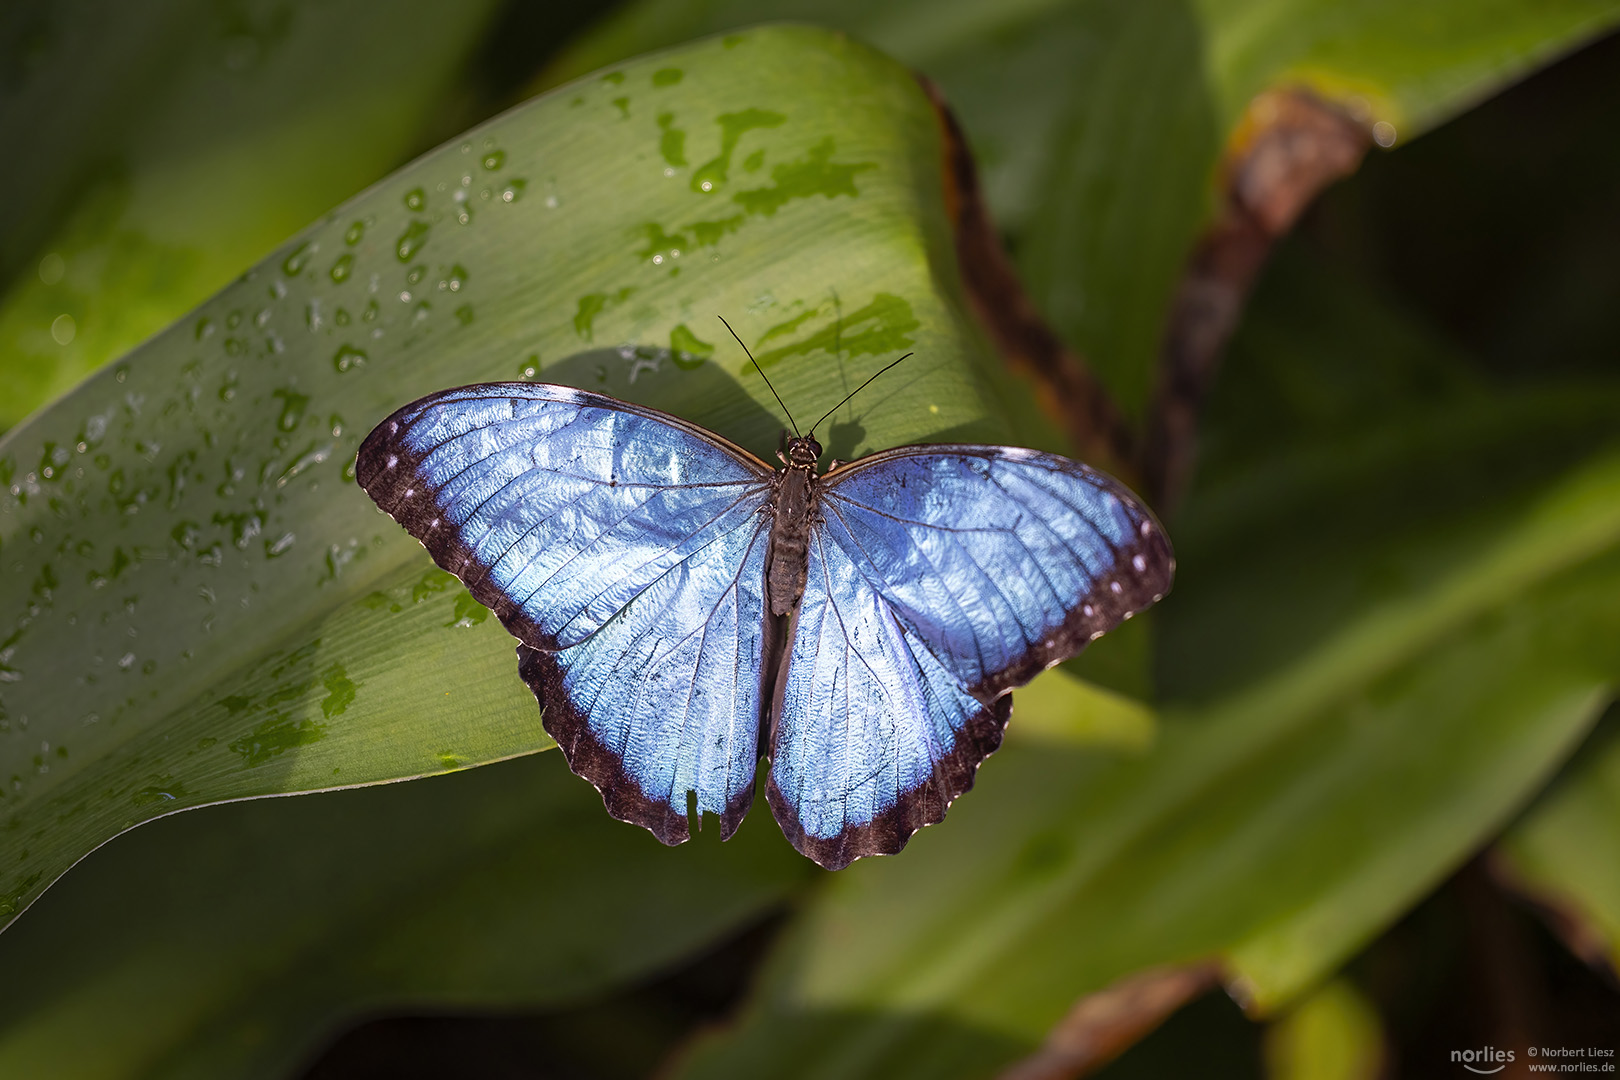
[
  {"x1": 808, "y1": 352, "x2": 913, "y2": 438},
  {"x1": 718, "y1": 316, "x2": 799, "y2": 437}
]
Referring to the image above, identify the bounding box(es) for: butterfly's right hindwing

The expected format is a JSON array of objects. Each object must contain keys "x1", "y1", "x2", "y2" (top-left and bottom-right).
[
  {"x1": 767, "y1": 524, "x2": 1011, "y2": 870},
  {"x1": 357, "y1": 383, "x2": 773, "y2": 843}
]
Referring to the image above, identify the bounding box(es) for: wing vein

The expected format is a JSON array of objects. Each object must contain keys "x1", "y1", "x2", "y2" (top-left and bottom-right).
[{"x1": 823, "y1": 494, "x2": 991, "y2": 678}]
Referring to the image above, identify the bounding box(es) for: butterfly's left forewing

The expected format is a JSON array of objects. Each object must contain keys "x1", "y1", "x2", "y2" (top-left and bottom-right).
[
  {"x1": 357, "y1": 383, "x2": 774, "y2": 844},
  {"x1": 768, "y1": 446, "x2": 1173, "y2": 869}
]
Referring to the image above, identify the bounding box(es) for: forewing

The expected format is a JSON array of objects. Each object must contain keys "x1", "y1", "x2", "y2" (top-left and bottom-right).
[
  {"x1": 819, "y1": 446, "x2": 1173, "y2": 695},
  {"x1": 357, "y1": 383, "x2": 774, "y2": 842},
  {"x1": 767, "y1": 446, "x2": 1172, "y2": 869}
]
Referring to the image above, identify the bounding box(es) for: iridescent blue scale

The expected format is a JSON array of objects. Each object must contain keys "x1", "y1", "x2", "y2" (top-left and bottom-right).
[{"x1": 357, "y1": 382, "x2": 1172, "y2": 869}]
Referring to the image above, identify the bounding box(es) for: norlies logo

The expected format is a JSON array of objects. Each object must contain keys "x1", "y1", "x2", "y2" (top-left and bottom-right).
[{"x1": 1454, "y1": 1046, "x2": 1516, "y2": 1074}]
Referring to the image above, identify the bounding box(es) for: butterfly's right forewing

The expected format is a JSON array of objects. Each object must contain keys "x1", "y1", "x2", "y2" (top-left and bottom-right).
[{"x1": 357, "y1": 383, "x2": 775, "y2": 844}]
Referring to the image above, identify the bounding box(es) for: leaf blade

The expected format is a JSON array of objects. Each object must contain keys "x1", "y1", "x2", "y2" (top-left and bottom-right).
[{"x1": 0, "y1": 25, "x2": 1027, "y2": 933}]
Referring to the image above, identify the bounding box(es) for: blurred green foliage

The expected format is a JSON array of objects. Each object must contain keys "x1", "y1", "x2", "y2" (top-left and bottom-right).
[
  {"x1": 541, "y1": 0, "x2": 1620, "y2": 418},
  {"x1": 1, "y1": 2, "x2": 1618, "y2": 1078}
]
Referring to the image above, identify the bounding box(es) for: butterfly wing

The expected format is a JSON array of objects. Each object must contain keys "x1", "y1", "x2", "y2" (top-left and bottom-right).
[
  {"x1": 768, "y1": 446, "x2": 1173, "y2": 869},
  {"x1": 357, "y1": 383, "x2": 775, "y2": 843}
]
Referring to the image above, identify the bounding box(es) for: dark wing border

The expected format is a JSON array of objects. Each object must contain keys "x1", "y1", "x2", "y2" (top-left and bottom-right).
[
  {"x1": 355, "y1": 381, "x2": 774, "y2": 653},
  {"x1": 819, "y1": 443, "x2": 1174, "y2": 702},
  {"x1": 519, "y1": 644, "x2": 761, "y2": 845},
  {"x1": 767, "y1": 688, "x2": 1011, "y2": 872}
]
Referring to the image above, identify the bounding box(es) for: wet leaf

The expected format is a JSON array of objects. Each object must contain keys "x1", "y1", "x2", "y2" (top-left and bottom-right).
[
  {"x1": 0, "y1": 751, "x2": 812, "y2": 1079},
  {"x1": 8, "y1": 5, "x2": 1618, "y2": 1074},
  {"x1": 0, "y1": 26, "x2": 1043, "y2": 932},
  {"x1": 0, "y1": 0, "x2": 510, "y2": 429},
  {"x1": 548, "y1": 0, "x2": 1620, "y2": 414}
]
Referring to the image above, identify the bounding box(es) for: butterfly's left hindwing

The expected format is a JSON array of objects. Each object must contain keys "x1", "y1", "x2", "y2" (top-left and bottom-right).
[
  {"x1": 767, "y1": 446, "x2": 1173, "y2": 868},
  {"x1": 357, "y1": 384, "x2": 774, "y2": 843}
]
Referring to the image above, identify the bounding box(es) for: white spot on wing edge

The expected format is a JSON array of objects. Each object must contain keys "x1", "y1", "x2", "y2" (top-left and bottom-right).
[{"x1": 1132, "y1": 553, "x2": 1147, "y2": 572}]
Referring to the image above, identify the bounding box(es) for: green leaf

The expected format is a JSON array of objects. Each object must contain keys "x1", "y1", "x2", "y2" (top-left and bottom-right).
[
  {"x1": 0, "y1": 25, "x2": 1042, "y2": 933},
  {"x1": 667, "y1": 246, "x2": 1620, "y2": 1079},
  {"x1": 0, "y1": 751, "x2": 812, "y2": 1079},
  {"x1": 0, "y1": 0, "x2": 511, "y2": 429},
  {"x1": 677, "y1": 557, "x2": 1617, "y2": 1079},
  {"x1": 1003, "y1": 667, "x2": 1156, "y2": 753},
  {"x1": 1262, "y1": 978, "x2": 1384, "y2": 1080},
  {"x1": 1160, "y1": 249, "x2": 1620, "y2": 706},
  {"x1": 1496, "y1": 722, "x2": 1620, "y2": 971},
  {"x1": 546, "y1": 0, "x2": 1620, "y2": 414}
]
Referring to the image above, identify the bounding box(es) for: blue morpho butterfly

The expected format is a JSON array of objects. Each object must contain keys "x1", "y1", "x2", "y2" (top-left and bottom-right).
[{"x1": 356, "y1": 326, "x2": 1173, "y2": 869}]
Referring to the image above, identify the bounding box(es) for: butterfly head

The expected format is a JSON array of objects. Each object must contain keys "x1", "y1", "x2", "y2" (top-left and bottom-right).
[{"x1": 783, "y1": 434, "x2": 822, "y2": 469}]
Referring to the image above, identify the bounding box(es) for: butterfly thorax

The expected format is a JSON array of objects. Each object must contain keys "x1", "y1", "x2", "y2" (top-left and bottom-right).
[{"x1": 766, "y1": 434, "x2": 822, "y2": 618}]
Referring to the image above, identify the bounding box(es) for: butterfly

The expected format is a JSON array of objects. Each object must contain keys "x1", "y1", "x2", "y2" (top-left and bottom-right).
[{"x1": 356, "y1": 345, "x2": 1173, "y2": 870}]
